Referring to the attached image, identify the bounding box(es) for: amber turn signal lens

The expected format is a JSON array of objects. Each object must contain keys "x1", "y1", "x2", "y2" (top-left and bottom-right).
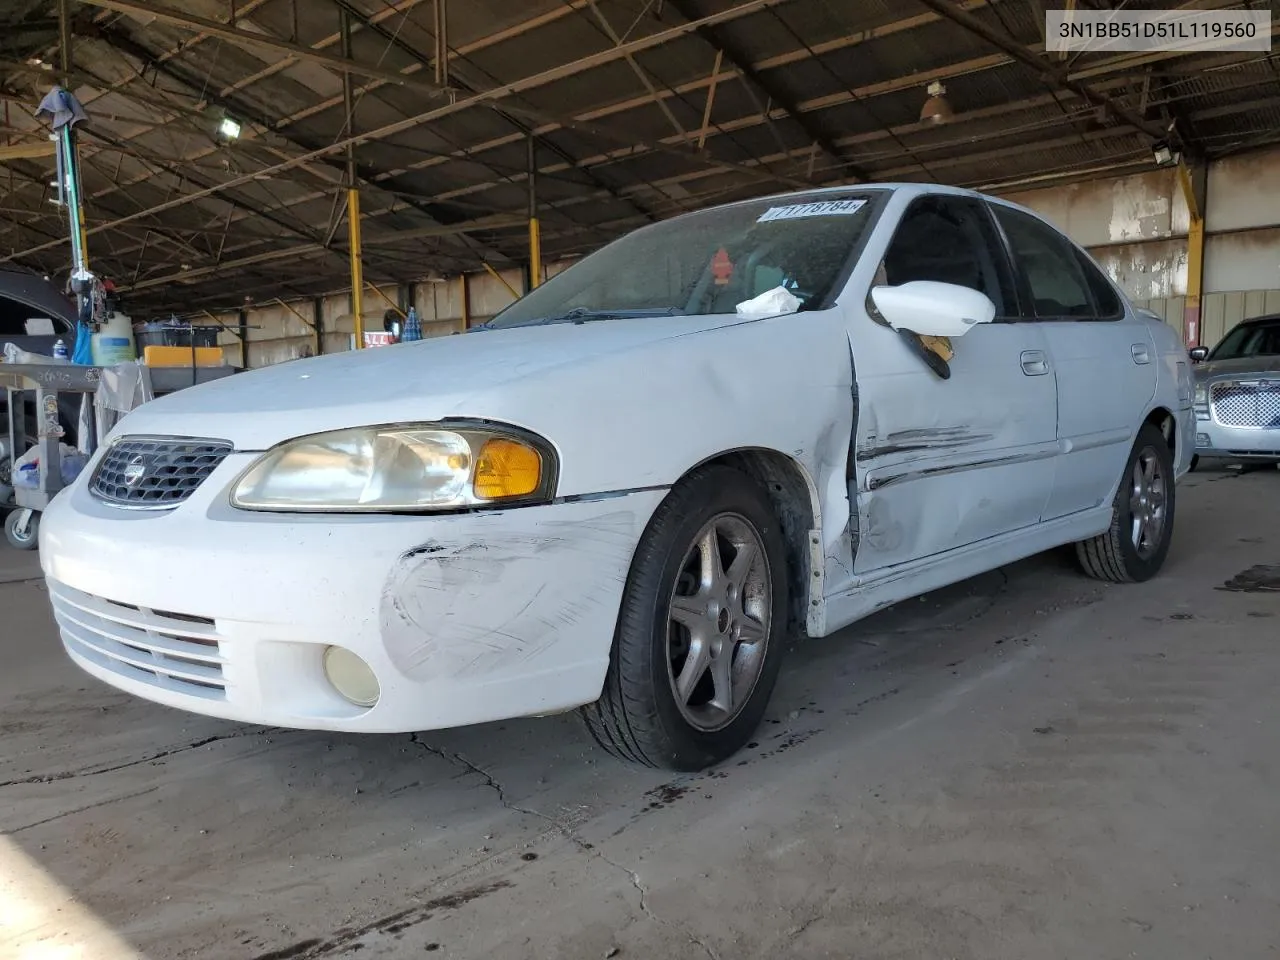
[{"x1": 472, "y1": 438, "x2": 542, "y2": 499}]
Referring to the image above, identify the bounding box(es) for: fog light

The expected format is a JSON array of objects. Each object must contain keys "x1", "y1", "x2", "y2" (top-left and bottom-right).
[
  {"x1": 1196, "y1": 433, "x2": 1211, "y2": 447},
  {"x1": 323, "y1": 646, "x2": 379, "y2": 707}
]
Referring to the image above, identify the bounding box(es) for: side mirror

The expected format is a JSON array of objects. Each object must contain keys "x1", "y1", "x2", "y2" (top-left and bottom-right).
[
  {"x1": 870, "y1": 281, "x2": 996, "y2": 338},
  {"x1": 1189, "y1": 346, "x2": 1209, "y2": 363}
]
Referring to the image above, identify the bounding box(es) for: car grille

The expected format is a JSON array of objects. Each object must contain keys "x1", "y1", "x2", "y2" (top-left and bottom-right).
[
  {"x1": 90, "y1": 436, "x2": 232, "y2": 508},
  {"x1": 49, "y1": 580, "x2": 227, "y2": 700},
  {"x1": 1210, "y1": 381, "x2": 1280, "y2": 428}
]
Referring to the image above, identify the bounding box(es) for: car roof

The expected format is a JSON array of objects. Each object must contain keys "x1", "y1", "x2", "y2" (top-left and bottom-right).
[
  {"x1": 660, "y1": 181, "x2": 1057, "y2": 232},
  {"x1": 1234, "y1": 313, "x2": 1280, "y2": 327},
  {"x1": 0, "y1": 267, "x2": 77, "y2": 322}
]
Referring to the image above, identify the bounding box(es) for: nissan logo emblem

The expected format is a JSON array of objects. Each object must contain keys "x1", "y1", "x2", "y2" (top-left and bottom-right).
[{"x1": 122, "y1": 455, "x2": 147, "y2": 488}]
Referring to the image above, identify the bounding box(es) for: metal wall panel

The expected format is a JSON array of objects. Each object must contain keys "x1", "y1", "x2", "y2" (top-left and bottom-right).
[
  {"x1": 1183, "y1": 289, "x2": 1280, "y2": 347},
  {"x1": 1204, "y1": 227, "x2": 1280, "y2": 294},
  {"x1": 999, "y1": 168, "x2": 1186, "y2": 247},
  {"x1": 1205, "y1": 149, "x2": 1280, "y2": 233},
  {"x1": 1089, "y1": 239, "x2": 1188, "y2": 300}
]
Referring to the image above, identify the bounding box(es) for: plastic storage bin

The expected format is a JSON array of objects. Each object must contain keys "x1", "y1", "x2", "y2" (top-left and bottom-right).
[{"x1": 135, "y1": 322, "x2": 220, "y2": 350}]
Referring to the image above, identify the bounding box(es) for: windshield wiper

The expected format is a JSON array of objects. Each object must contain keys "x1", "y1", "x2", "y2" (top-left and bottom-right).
[{"x1": 477, "y1": 306, "x2": 679, "y2": 330}]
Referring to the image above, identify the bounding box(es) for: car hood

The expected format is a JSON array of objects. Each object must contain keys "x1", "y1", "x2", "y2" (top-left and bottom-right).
[
  {"x1": 115, "y1": 313, "x2": 754, "y2": 449},
  {"x1": 1194, "y1": 355, "x2": 1280, "y2": 380}
]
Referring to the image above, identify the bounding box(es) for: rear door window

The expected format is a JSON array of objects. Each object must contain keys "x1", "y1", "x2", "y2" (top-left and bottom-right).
[{"x1": 992, "y1": 205, "x2": 1097, "y2": 320}]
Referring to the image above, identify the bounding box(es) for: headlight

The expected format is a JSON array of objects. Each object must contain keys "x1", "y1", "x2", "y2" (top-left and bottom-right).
[
  {"x1": 1193, "y1": 383, "x2": 1208, "y2": 404},
  {"x1": 230, "y1": 423, "x2": 556, "y2": 512}
]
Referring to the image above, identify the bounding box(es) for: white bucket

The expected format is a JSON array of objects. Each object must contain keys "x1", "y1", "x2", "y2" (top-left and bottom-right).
[{"x1": 90, "y1": 311, "x2": 137, "y2": 366}]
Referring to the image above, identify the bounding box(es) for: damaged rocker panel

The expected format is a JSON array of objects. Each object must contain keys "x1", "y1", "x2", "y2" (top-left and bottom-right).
[{"x1": 865, "y1": 443, "x2": 1060, "y2": 491}]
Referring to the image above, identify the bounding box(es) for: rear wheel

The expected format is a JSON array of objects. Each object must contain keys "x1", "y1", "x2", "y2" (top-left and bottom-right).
[
  {"x1": 1076, "y1": 423, "x2": 1174, "y2": 583},
  {"x1": 581, "y1": 466, "x2": 789, "y2": 771}
]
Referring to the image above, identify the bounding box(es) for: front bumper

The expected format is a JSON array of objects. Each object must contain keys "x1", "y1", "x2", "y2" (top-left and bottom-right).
[
  {"x1": 1194, "y1": 418, "x2": 1280, "y2": 460},
  {"x1": 39, "y1": 455, "x2": 665, "y2": 732}
]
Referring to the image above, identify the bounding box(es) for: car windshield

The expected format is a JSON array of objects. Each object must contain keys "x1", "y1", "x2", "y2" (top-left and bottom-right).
[
  {"x1": 483, "y1": 192, "x2": 882, "y2": 329},
  {"x1": 1209, "y1": 321, "x2": 1280, "y2": 361}
]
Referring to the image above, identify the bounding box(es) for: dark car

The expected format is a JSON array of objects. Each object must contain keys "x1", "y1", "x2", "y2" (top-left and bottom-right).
[{"x1": 0, "y1": 267, "x2": 77, "y2": 355}]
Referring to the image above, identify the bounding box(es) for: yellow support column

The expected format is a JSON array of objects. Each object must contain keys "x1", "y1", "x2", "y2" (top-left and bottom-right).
[
  {"x1": 528, "y1": 133, "x2": 541, "y2": 289},
  {"x1": 348, "y1": 187, "x2": 365, "y2": 349},
  {"x1": 529, "y1": 216, "x2": 542, "y2": 289},
  {"x1": 1177, "y1": 159, "x2": 1205, "y2": 347}
]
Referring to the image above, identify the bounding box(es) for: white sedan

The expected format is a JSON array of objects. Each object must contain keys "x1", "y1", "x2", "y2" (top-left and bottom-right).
[{"x1": 40, "y1": 184, "x2": 1193, "y2": 771}]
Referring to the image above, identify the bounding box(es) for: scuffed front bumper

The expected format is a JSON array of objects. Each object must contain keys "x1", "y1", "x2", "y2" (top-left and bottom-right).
[
  {"x1": 1194, "y1": 420, "x2": 1280, "y2": 461},
  {"x1": 39, "y1": 455, "x2": 664, "y2": 732}
]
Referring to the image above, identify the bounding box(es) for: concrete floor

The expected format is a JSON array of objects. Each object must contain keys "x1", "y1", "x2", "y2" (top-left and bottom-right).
[{"x1": 2, "y1": 466, "x2": 1278, "y2": 960}]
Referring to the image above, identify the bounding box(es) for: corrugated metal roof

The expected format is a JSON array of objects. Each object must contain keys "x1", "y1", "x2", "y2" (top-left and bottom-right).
[{"x1": 0, "y1": 0, "x2": 1276, "y2": 311}]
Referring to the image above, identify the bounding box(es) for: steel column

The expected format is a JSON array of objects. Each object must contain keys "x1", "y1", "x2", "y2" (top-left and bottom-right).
[
  {"x1": 1177, "y1": 159, "x2": 1207, "y2": 347},
  {"x1": 528, "y1": 135, "x2": 541, "y2": 290},
  {"x1": 341, "y1": 10, "x2": 365, "y2": 349}
]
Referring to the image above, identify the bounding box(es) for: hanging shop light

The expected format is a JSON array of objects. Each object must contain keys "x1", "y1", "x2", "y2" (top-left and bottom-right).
[{"x1": 919, "y1": 81, "x2": 953, "y2": 124}]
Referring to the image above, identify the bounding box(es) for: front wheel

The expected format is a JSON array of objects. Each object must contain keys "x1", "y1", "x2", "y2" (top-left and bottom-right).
[
  {"x1": 1076, "y1": 423, "x2": 1174, "y2": 583},
  {"x1": 581, "y1": 466, "x2": 789, "y2": 771}
]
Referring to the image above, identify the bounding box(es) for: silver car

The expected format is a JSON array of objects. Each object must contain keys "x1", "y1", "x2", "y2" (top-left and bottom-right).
[{"x1": 1191, "y1": 313, "x2": 1280, "y2": 470}]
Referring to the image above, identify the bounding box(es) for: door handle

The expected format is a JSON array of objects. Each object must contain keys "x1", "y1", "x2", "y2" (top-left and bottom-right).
[
  {"x1": 1131, "y1": 342, "x2": 1152, "y2": 364},
  {"x1": 1020, "y1": 349, "x2": 1050, "y2": 376}
]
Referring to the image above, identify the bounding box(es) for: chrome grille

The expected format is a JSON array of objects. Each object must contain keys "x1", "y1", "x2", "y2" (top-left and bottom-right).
[
  {"x1": 1211, "y1": 381, "x2": 1280, "y2": 429},
  {"x1": 49, "y1": 580, "x2": 227, "y2": 700},
  {"x1": 90, "y1": 436, "x2": 232, "y2": 508}
]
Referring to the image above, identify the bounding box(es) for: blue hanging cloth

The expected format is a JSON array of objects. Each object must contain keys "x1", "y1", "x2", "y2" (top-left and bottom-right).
[
  {"x1": 70, "y1": 281, "x2": 94, "y2": 364},
  {"x1": 72, "y1": 318, "x2": 93, "y2": 364}
]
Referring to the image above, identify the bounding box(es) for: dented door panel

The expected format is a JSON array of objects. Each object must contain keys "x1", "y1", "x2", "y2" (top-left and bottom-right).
[
  {"x1": 1038, "y1": 318, "x2": 1158, "y2": 519},
  {"x1": 848, "y1": 319, "x2": 1059, "y2": 574}
]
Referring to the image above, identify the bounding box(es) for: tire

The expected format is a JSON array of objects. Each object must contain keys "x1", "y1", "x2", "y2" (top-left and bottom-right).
[
  {"x1": 1076, "y1": 423, "x2": 1174, "y2": 583},
  {"x1": 1188, "y1": 454, "x2": 1199, "y2": 473},
  {"x1": 581, "y1": 466, "x2": 789, "y2": 771},
  {"x1": 5, "y1": 509, "x2": 39, "y2": 551}
]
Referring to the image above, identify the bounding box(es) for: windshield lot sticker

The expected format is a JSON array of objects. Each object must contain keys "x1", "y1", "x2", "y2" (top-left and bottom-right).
[{"x1": 757, "y1": 198, "x2": 867, "y2": 222}]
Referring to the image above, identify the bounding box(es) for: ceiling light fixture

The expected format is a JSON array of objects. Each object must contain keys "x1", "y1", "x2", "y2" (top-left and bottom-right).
[
  {"x1": 217, "y1": 115, "x2": 242, "y2": 142},
  {"x1": 920, "y1": 81, "x2": 953, "y2": 124},
  {"x1": 1151, "y1": 140, "x2": 1180, "y2": 167}
]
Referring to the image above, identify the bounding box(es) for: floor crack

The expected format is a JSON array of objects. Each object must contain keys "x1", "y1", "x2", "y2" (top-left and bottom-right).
[
  {"x1": 6, "y1": 786, "x2": 160, "y2": 832},
  {"x1": 408, "y1": 734, "x2": 554, "y2": 824},
  {"x1": 0, "y1": 727, "x2": 277, "y2": 788},
  {"x1": 408, "y1": 734, "x2": 721, "y2": 957}
]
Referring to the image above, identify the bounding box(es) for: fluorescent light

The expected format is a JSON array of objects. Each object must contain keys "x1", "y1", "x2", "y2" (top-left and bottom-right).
[{"x1": 217, "y1": 116, "x2": 242, "y2": 141}]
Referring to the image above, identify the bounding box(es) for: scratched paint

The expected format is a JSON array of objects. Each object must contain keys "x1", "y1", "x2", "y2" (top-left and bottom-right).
[{"x1": 380, "y1": 512, "x2": 639, "y2": 681}]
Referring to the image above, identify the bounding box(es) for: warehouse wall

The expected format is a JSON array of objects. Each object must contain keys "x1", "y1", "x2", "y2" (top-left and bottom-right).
[
  {"x1": 208, "y1": 264, "x2": 540, "y2": 367},
  {"x1": 999, "y1": 144, "x2": 1280, "y2": 347},
  {"x1": 217, "y1": 146, "x2": 1280, "y2": 369}
]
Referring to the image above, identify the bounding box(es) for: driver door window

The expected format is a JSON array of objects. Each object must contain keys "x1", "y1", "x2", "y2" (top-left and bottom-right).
[{"x1": 878, "y1": 195, "x2": 1016, "y2": 317}]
